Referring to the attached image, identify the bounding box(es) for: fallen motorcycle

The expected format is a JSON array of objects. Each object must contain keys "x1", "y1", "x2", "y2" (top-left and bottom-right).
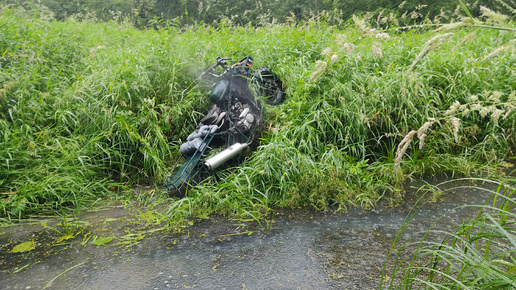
[{"x1": 163, "y1": 56, "x2": 285, "y2": 191}]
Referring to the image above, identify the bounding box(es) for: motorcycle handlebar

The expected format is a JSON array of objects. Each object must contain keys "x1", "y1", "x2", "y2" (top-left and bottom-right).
[
  {"x1": 215, "y1": 57, "x2": 232, "y2": 68},
  {"x1": 198, "y1": 57, "x2": 232, "y2": 80}
]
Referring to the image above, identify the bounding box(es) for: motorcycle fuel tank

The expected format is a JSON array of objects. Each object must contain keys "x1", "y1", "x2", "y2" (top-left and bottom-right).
[{"x1": 209, "y1": 80, "x2": 229, "y2": 104}]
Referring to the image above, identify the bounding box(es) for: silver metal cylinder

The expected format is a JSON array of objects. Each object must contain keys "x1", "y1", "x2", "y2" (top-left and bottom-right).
[{"x1": 204, "y1": 143, "x2": 248, "y2": 171}]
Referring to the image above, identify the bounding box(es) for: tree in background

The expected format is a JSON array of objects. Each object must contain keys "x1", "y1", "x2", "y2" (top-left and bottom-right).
[{"x1": 1, "y1": 0, "x2": 514, "y2": 27}]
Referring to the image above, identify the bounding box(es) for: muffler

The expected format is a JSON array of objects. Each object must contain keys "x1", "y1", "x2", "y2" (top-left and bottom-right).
[{"x1": 204, "y1": 143, "x2": 248, "y2": 171}]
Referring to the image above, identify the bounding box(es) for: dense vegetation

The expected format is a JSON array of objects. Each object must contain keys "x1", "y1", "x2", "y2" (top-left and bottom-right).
[
  {"x1": 2, "y1": 0, "x2": 515, "y2": 27},
  {"x1": 1, "y1": 2, "x2": 515, "y2": 287},
  {"x1": 383, "y1": 178, "x2": 516, "y2": 289},
  {"x1": 1, "y1": 2, "x2": 515, "y2": 224}
]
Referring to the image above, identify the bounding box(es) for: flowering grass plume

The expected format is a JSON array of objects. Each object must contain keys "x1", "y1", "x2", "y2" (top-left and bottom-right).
[
  {"x1": 372, "y1": 44, "x2": 383, "y2": 59},
  {"x1": 308, "y1": 60, "x2": 328, "y2": 83},
  {"x1": 483, "y1": 39, "x2": 515, "y2": 60},
  {"x1": 480, "y1": 5, "x2": 509, "y2": 24},
  {"x1": 394, "y1": 130, "x2": 416, "y2": 172},
  {"x1": 453, "y1": 30, "x2": 477, "y2": 50},
  {"x1": 408, "y1": 33, "x2": 453, "y2": 72},
  {"x1": 343, "y1": 42, "x2": 355, "y2": 54},
  {"x1": 450, "y1": 117, "x2": 461, "y2": 143},
  {"x1": 417, "y1": 118, "x2": 437, "y2": 149}
]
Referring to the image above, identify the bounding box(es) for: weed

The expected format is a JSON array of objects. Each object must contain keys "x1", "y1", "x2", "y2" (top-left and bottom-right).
[{"x1": 381, "y1": 178, "x2": 516, "y2": 289}]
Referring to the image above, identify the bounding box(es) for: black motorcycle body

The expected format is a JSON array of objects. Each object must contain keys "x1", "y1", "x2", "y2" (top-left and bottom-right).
[{"x1": 163, "y1": 56, "x2": 285, "y2": 191}]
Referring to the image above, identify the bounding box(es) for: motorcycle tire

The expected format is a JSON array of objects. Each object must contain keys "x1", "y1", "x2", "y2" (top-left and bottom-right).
[
  {"x1": 265, "y1": 88, "x2": 285, "y2": 106},
  {"x1": 253, "y1": 68, "x2": 286, "y2": 106}
]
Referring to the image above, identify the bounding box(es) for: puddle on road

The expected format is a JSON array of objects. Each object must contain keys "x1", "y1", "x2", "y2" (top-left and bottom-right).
[{"x1": 0, "y1": 181, "x2": 497, "y2": 289}]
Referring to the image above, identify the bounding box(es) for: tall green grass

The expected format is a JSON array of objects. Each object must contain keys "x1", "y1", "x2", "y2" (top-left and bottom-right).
[
  {"x1": 0, "y1": 4, "x2": 515, "y2": 222},
  {"x1": 167, "y1": 11, "x2": 515, "y2": 223},
  {"x1": 0, "y1": 8, "x2": 202, "y2": 219},
  {"x1": 381, "y1": 178, "x2": 516, "y2": 289}
]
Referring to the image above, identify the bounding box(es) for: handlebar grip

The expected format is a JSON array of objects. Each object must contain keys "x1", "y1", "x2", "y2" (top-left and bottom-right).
[{"x1": 216, "y1": 57, "x2": 232, "y2": 67}]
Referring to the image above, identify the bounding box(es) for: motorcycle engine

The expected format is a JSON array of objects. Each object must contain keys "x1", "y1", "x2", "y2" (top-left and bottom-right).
[{"x1": 230, "y1": 98, "x2": 256, "y2": 133}]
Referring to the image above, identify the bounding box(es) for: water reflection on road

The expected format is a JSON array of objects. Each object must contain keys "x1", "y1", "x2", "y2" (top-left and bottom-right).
[{"x1": 0, "y1": 181, "x2": 494, "y2": 289}]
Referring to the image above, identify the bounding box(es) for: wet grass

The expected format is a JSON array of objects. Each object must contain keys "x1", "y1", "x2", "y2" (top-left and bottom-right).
[
  {"x1": 382, "y1": 177, "x2": 516, "y2": 289},
  {"x1": 0, "y1": 4, "x2": 515, "y2": 227},
  {"x1": 0, "y1": 201, "x2": 165, "y2": 278}
]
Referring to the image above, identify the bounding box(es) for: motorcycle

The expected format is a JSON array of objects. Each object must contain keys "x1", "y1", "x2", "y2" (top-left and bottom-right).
[{"x1": 163, "y1": 56, "x2": 285, "y2": 191}]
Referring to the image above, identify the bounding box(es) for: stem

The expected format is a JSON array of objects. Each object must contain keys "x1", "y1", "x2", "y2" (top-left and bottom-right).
[{"x1": 44, "y1": 260, "x2": 87, "y2": 289}]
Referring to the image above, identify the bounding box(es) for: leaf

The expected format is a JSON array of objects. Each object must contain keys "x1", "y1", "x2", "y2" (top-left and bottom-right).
[
  {"x1": 10, "y1": 240, "x2": 35, "y2": 253},
  {"x1": 92, "y1": 236, "x2": 114, "y2": 246},
  {"x1": 457, "y1": 0, "x2": 474, "y2": 22},
  {"x1": 54, "y1": 234, "x2": 74, "y2": 244}
]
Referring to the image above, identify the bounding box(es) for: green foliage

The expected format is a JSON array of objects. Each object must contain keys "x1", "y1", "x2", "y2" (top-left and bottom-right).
[
  {"x1": 382, "y1": 178, "x2": 516, "y2": 289},
  {"x1": 0, "y1": 3, "x2": 515, "y2": 223},
  {"x1": 91, "y1": 235, "x2": 114, "y2": 246},
  {"x1": 4, "y1": 0, "x2": 513, "y2": 28},
  {"x1": 9, "y1": 240, "x2": 36, "y2": 253},
  {"x1": 0, "y1": 10, "x2": 201, "y2": 218}
]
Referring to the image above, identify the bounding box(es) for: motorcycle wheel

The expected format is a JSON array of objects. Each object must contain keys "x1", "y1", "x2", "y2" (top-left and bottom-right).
[
  {"x1": 265, "y1": 86, "x2": 285, "y2": 106},
  {"x1": 253, "y1": 68, "x2": 286, "y2": 106}
]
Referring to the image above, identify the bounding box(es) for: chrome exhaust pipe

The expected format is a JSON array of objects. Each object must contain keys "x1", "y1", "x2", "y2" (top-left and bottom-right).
[{"x1": 204, "y1": 143, "x2": 248, "y2": 171}]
